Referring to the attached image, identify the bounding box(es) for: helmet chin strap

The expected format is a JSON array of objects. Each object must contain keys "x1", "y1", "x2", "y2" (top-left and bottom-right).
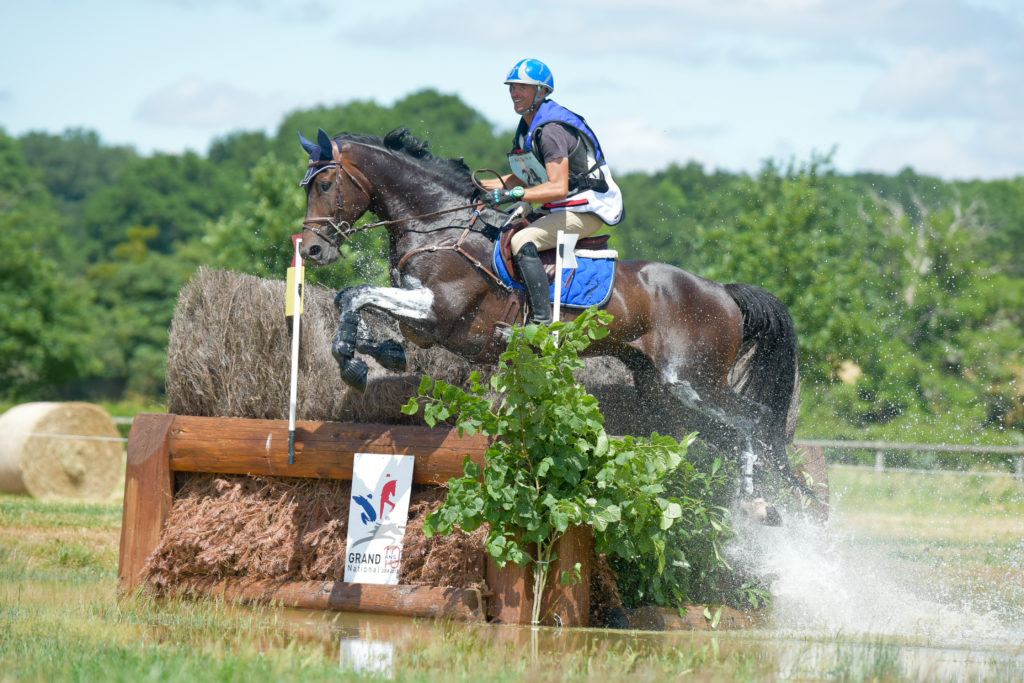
[{"x1": 523, "y1": 88, "x2": 549, "y2": 115}]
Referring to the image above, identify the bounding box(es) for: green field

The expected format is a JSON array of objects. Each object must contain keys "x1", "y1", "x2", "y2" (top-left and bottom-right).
[{"x1": 1, "y1": 466, "x2": 1022, "y2": 681}]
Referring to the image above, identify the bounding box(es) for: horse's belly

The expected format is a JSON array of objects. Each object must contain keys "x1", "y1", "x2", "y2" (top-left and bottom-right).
[{"x1": 398, "y1": 322, "x2": 436, "y2": 349}]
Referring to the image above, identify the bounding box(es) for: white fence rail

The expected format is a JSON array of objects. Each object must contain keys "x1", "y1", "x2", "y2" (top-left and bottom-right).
[{"x1": 794, "y1": 438, "x2": 1024, "y2": 481}]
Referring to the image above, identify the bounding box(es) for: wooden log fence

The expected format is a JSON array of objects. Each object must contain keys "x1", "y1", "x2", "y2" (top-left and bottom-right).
[{"x1": 117, "y1": 412, "x2": 590, "y2": 626}]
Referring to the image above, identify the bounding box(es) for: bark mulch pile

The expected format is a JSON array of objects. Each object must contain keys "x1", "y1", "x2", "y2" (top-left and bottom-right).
[{"x1": 144, "y1": 474, "x2": 488, "y2": 591}]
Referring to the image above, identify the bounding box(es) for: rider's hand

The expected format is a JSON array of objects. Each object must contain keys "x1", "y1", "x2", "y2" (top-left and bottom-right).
[{"x1": 481, "y1": 186, "x2": 525, "y2": 205}]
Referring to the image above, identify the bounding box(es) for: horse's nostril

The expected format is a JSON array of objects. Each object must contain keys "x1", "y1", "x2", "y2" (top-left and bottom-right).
[{"x1": 309, "y1": 245, "x2": 321, "y2": 258}]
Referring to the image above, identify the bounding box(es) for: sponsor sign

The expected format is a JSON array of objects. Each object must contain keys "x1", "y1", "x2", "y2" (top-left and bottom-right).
[{"x1": 344, "y1": 453, "x2": 414, "y2": 584}]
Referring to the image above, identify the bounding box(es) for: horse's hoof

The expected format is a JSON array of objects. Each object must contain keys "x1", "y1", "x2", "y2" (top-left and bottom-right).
[
  {"x1": 373, "y1": 340, "x2": 407, "y2": 372},
  {"x1": 340, "y1": 358, "x2": 368, "y2": 393},
  {"x1": 741, "y1": 498, "x2": 782, "y2": 527}
]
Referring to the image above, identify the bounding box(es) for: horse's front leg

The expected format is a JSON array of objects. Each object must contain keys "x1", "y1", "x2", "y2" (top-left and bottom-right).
[{"x1": 331, "y1": 284, "x2": 437, "y2": 392}]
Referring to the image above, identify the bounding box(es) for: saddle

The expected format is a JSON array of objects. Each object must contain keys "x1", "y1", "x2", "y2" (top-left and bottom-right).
[{"x1": 499, "y1": 217, "x2": 613, "y2": 284}]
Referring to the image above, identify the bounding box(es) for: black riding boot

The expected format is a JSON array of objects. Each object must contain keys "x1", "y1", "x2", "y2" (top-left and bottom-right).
[{"x1": 514, "y1": 243, "x2": 553, "y2": 325}]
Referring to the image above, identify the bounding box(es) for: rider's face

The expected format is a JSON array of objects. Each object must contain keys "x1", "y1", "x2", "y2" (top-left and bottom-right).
[{"x1": 509, "y1": 83, "x2": 539, "y2": 115}]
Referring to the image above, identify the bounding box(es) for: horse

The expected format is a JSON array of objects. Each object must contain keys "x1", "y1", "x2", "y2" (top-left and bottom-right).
[{"x1": 297, "y1": 126, "x2": 805, "y2": 504}]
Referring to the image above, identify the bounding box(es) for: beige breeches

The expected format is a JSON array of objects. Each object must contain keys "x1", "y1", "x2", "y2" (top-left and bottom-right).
[{"x1": 510, "y1": 210, "x2": 607, "y2": 254}]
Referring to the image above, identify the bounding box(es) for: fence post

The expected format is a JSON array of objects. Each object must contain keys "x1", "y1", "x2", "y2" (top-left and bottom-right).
[
  {"x1": 874, "y1": 451, "x2": 885, "y2": 472},
  {"x1": 1015, "y1": 456, "x2": 1023, "y2": 483}
]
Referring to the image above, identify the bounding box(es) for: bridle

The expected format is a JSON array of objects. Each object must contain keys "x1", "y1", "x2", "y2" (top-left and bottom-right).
[
  {"x1": 301, "y1": 138, "x2": 516, "y2": 292},
  {"x1": 301, "y1": 139, "x2": 485, "y2": 249}
]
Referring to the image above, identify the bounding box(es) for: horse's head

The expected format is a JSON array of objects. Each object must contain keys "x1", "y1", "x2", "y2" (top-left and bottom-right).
[{"x1": 298, "y1": 128, "x2": 372, "y2": 265}]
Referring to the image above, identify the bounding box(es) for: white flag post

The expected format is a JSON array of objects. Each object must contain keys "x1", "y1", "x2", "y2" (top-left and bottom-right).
[
  {"x1": 287, "y1": 236, "x2": 304, "y2": 464},
  {"x1": 552, "y1": 230, "x2": 578, "y2": 324}
]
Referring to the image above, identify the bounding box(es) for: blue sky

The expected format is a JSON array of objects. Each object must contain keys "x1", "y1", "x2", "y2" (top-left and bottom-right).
[{"x1": 3, "y1": 0, "x2": 1023, "y2": 180}]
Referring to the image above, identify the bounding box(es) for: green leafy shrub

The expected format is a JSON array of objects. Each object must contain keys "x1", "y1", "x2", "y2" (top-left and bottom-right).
[{"x1": 402, "y1": 308, "x2": 745, "y2": 620}]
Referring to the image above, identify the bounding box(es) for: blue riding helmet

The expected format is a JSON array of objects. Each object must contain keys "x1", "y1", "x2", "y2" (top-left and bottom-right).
[{"x1": 504, "y1": 58, "x2": 554, "y2": 93}]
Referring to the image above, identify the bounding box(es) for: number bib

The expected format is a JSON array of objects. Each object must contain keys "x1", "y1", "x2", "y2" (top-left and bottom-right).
[{"x1": 508, "y1": 151, "x2": 548, "y2": 186}]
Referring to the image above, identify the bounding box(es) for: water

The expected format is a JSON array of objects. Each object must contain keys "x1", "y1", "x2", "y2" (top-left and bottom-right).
[{"x1": 726, "y1": 490, "x2": 1024, "y2": 679}]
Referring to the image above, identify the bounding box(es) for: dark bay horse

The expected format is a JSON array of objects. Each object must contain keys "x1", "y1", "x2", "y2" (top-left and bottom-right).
[{"x1": 298, "y1": 127, "x2": 804, "y2": 501}]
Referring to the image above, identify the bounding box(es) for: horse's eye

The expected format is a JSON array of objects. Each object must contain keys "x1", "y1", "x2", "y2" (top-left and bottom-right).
[{"x1": 318, "y1": 180, "x2": 332, "y2": 193}]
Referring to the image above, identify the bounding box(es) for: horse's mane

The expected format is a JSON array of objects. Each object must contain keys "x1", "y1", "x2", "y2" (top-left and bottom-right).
[{"x1": 337, "y1": 127, "x2": 475, "y2": 191}]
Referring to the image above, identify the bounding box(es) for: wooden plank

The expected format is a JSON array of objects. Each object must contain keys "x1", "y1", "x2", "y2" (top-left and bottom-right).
[
  {"x1": 485, "y1": 526, "x2": 592, "y2": 627},
  {"x1": 543, "y1": 525, "x2": 591, "y2": 627},
  {"x1": 628, "y1": 605, "x2": 759, "y2": 631},
  {"x1": 117, "y1": 413, "x2": 175, "y2": 594},
  {"x1": 168, "y1": 415, "x2": 489, "y2": 484},
  {"x1": 485, "y1": 554, "x2": 532, "y2": 625},
  {"x1": 177, "y1": 578, "x2": 485, "y2": 622}
]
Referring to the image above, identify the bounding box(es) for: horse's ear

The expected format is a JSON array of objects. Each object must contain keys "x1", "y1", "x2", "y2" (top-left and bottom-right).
[
  {"x1": 317, "y1": 128, "x2": 334, "y2": 160},
  {"x1": 298, "y1": 131, "x2": 319, "y2": 156}
]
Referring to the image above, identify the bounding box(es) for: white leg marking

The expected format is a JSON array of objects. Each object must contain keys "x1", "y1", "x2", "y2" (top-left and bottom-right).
[
  {"x1": 346, "y1": 286, "x2": 435, "y2": 321},
  {"x1": 741, "y1": 447, "x2": 757, "y2": 496}
]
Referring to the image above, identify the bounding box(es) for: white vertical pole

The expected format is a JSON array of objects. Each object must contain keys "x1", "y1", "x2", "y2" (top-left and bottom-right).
[
  {"x1": 288, "y1": 238, "x2": 303, "y2": 464},
  {"x1": 552, "y1": 231, "x2": 578, "y2": 327},
  {"x1": 553, "y1": 231, "x2": 565, "y2": 324}
]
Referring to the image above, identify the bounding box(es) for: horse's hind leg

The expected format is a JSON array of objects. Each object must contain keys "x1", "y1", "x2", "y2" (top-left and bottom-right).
[{"x1": 662, "y1": 378, "x2": 769, "y2": 496}]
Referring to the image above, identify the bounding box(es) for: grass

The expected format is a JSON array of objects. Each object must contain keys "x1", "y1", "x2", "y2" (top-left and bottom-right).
[{"x1": 2, "y1": 467, "x2": 1024, "y2": 681}]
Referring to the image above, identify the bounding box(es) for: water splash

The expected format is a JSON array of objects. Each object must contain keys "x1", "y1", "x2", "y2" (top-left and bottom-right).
[{"x1": 728, "y1": 513, "x2": 1023, "y2": 648}]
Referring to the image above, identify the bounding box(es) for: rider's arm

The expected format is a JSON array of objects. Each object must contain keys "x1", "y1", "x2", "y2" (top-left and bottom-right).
[
  {"x1": 520, "y1": 157, "x2": 569, "y2": 205},
  {"x1": 480, "y1": 159, "x2": 569, "y2": 203}
]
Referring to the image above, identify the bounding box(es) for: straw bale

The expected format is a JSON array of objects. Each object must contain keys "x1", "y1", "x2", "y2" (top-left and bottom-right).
[
  {"x1": 165, "y1": 267, "x2": 480, "y2": 423},
  {"x1": 0, "y1": 402, "x2": 123, "y2": 500},
  {"x1": 165, "y1": 267, "x2": 651, "y2": 432},
  {"x1": 144, "y1": 473, "x2": 487, "y2": 591}
]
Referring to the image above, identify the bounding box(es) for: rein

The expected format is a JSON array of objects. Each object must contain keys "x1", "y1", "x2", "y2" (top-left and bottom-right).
[{"x1": 396, "y1": 226, "x2": 509, "y2": 292}]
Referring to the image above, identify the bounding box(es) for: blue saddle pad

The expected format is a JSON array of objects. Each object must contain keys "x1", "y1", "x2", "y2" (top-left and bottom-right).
[{"x1": 493, "y1": 242, "x2": 616, "y2": 309}]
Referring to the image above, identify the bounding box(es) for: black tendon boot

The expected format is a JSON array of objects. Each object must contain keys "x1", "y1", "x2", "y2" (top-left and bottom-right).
[{"x1": 514, "y1": 242, "x2": 553, "y2": 325}]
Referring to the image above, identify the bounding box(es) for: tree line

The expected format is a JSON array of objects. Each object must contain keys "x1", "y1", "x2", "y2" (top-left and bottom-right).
[{"x1": 2, "y1": 89, "x2": 1021, "y2": 452}]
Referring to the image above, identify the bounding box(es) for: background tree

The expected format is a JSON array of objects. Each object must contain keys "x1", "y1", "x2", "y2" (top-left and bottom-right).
[{"x1": 0, "y1": 130, "x2": 103, "y2": 400}]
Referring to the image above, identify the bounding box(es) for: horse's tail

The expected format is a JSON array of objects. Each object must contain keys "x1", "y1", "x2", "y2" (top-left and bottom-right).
[{"x1": 724, "y1": 282, "x2": 804, "y2": 490}]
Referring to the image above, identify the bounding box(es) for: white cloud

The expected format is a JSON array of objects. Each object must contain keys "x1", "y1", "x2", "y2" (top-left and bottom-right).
[
  {"x1": 7, "y1": 0, "x2": 1024, "y2": 179},
  {"x1": 602, "y1": 118, "x2": 718, "y2": 173},
  {"x1": 857, "y1": 125, "x2": 1005, "y2": 179},
  {"x1": 134, "y1": 78, "x2": 295, "y2": 130},
  {"x1": 861, "y1": 48, "x2": 1008, "y2": 119}
]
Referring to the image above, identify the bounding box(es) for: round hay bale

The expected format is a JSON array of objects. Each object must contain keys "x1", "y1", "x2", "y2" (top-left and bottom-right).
[
  {"x1": 166, "y1": 267, "x2": 652, "y2": 433},
  {"x1": 0, "y1": 402, "x2": 123, "y2": 499},
  {"x1": 166, "y1": 267, "x2": 481, "y2": 424}
]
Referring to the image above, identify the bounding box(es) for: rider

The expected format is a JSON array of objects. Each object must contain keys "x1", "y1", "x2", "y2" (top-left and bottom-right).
[{"x1": 479, "y1": 58, "x2": 624, "y2": 325}]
